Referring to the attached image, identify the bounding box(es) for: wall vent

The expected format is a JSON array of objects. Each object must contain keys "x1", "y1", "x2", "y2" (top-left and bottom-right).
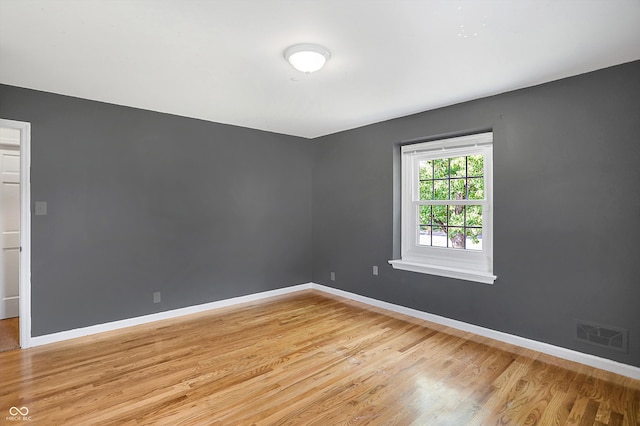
[{"x1": 575, "y1": 319, "x2": 628, "y2": 353}]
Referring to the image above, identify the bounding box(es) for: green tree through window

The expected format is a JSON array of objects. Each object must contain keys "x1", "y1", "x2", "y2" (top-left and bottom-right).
[{"x1": 418, "y1": 154, "x2": 484, "y2": 249}]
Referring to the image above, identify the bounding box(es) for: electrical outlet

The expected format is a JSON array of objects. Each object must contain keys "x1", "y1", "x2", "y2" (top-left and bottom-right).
[
  {"x1": 35, "y1": 201, "x2": 47, "y2": 216},
  {"x1": 373, "y1": 265, "x2": 378, "y2": 276},
  {"x1": 330, "y1": 272, "x2": 335, "y2": 281},
  {"x1": 153, "y1": 292, "x2": 161, "y2": 303}
]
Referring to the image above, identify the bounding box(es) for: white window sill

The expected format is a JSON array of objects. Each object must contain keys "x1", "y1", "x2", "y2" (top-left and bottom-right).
[{"x1": 388, "y1": 259, "x2": 497, "y2": 284}]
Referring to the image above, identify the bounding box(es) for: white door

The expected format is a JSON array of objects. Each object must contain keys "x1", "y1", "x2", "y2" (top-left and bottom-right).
[{"x1": 0, "y1": 128, "x2": 21, "y2": 319}]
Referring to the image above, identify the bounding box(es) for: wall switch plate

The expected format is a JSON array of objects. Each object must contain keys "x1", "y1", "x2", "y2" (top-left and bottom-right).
[
  {"x1": 330, "y1": 272, "x2": 335, "y2": 281},
  {"x1": 35, "y1": 201, "x2": 47, "y2": 215},
  {"x1": 373, "y1": 265, "x2": 378, "y2": 275},
  {"x1": 153, "y1": 292, "x2": 161, "y2": 303}
]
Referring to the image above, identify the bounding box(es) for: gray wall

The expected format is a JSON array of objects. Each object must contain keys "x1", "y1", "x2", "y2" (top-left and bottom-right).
[
  {"x1": 1, "y1": 60, "x2": 638, "y2": 368},
  {"x1": 0, "y1": 85, "x2": 313, "y2": 336},
  {"x1": 312, "y1": 60, "x2": 640, "y2": 367}
]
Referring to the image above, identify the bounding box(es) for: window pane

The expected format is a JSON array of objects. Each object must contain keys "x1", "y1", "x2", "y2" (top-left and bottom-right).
[
  {"x1": 449, "y1": 205, "x2": 464, "y2": 226},
  {"x1": 466, "y1": 206, "x2": 483, "y2": 251},
  {"x1": 468, "y1": 154, "x2": 484, "y2": 177},
  {"x1": 450, "y1": 156, "x2": 466, "y2": 178},
  {"x1": 466, "y1": 228, "x2": 483, "y2": 250},
  {"x1": 434, "y1": 180, "x2": 449, "y2": 200},
  {"x1": 419, "y1": 225, "x2": 431, "y2": 246},
  {"x1": 432, "y1": 205, "x2": 447, "y2": 247},
  {"x1": 419, "y1": 161, "x2": 433, "y2": 180},
  {"x1": 419, "y1": 181, "x2": 433, "y2": 200},
  {"x1": 432, "y1": 225, "x2": 447, "y2": 247},
  {"x1": 449, "y1": 227, "x2": 465, "y2": 249},
  {"x1": 418, "y1": 205, "x2": 484, "y2": 251},
  {"x1": 466, "y1": 205, "x2": 483, "y2": 227},
  {"x1": 433, "y1": 158, "x2": 449, "y2": 179},
  {"x1": 467, "y1": 178, "x2": 484, "y2": 200},
  {"x1": 419, "y1": 205, "x2": 431, "y2": 225},
  {"x1": 432, "y1": 205, "x2": 447, "y2": 227},
  {"x1": 450, "y1": 178, "x2": 466, "y2": 200}
]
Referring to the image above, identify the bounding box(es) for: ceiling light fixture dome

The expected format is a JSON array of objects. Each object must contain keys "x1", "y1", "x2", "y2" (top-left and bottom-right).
[{"x1": 284, "y1": 43, "x2": 331, "y2": 73}]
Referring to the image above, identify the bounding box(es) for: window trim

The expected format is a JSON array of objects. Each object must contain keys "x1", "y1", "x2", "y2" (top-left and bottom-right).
[{"x1": 389, "y1": 132, "x2": 497, "y2": 284}]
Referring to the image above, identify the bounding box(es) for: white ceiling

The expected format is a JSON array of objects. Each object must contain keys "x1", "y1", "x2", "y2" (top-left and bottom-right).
[{"x1": 1, "y1": 0, "x2": 639, "y2": 139}]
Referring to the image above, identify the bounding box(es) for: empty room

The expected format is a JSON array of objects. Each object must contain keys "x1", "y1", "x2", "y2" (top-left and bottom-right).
[{"x1": 1, "y1": 0, "x2": 639, "y2": 424}]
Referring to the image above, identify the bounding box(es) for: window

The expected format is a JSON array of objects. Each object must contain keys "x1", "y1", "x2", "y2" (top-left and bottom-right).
[{"x1": 389, "y1": 132, "x2": 496, "y2": 284}]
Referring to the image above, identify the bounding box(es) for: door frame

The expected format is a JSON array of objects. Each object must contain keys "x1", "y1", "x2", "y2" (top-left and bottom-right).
[{"x1": 0, "y1": 118, "x2": 31, "y2": 348}]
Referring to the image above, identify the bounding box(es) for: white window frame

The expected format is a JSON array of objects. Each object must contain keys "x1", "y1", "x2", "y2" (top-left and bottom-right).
[{"x1": 389, "y1": 132, "x2": 496, "y2": 284}]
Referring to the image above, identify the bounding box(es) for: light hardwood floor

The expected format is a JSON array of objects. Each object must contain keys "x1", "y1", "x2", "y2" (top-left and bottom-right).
[
  {"x1": 1, "y1": 291, "x2": 638, "y2": 425},
  {"x1": 0, "y1": 317, "x2": 20, "y2": 352}
]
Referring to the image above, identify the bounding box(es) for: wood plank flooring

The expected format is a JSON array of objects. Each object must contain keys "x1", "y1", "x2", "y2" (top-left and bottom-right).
[
  {"x1": 0, "y1": 290, "x2": 638, "y2": 425},
  {"x1": 0, "y1": 317, "x2": 19, "y2": 353}
]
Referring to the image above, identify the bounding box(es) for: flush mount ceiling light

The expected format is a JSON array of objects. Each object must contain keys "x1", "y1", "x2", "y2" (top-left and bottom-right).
[{"x1": 284, "y1": 43, "x2": 331, "y2": 73}]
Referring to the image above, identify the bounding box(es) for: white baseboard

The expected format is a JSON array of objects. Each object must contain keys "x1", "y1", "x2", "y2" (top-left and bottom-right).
[
  {"x1": 310, "y1": 283, "x2": 640, "y2": 381},
  {"x1": 28, "y1": 283, "x2": 313, "y2": 347},
  {"x1": 26, "y1": 281, "x2": 639, "y2": 380}
]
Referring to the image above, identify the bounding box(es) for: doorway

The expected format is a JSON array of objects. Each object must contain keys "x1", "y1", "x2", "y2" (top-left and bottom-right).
[{"x1": 0, "y1": 119, "x2": 31, "y2": 351}]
